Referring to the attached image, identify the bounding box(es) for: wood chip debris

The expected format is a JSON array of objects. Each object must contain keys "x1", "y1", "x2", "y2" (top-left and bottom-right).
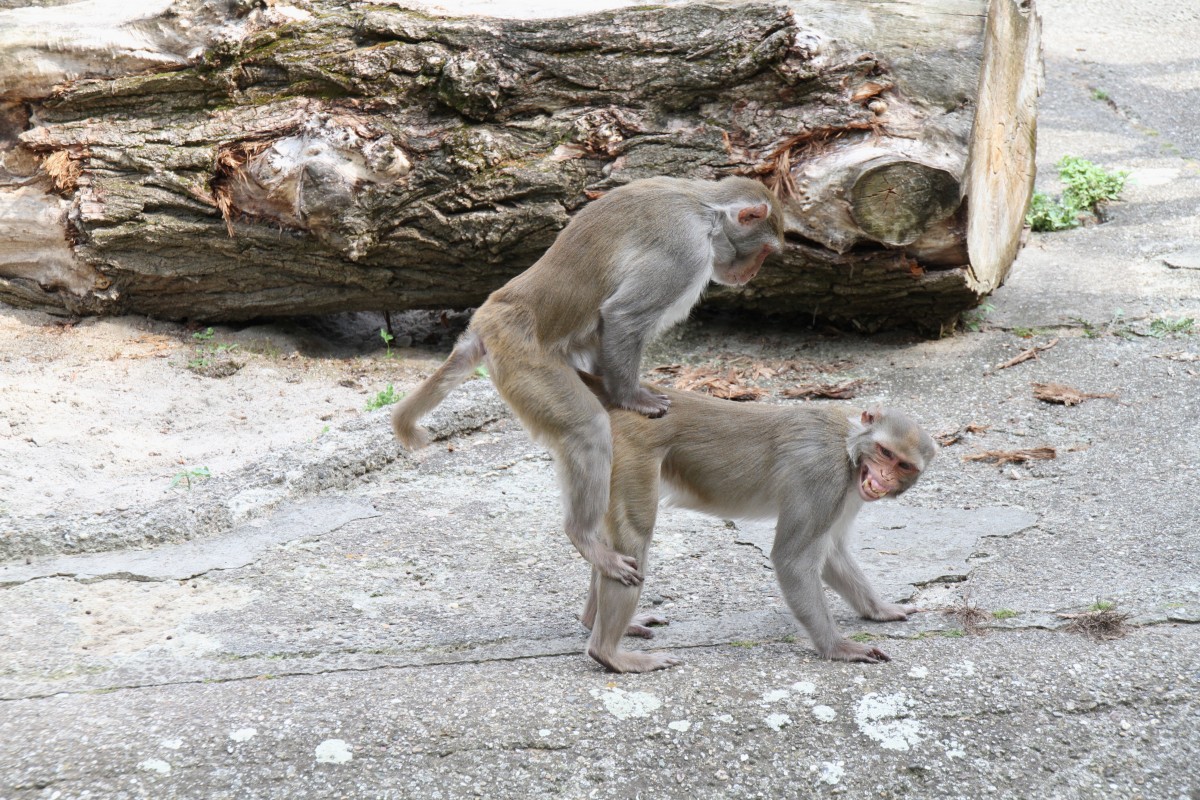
[
  {"x1": 1155, "y1": 351, "x2": 1200, "y2": 362},
  {"x1": 1031, "y1": 382, "x2": 1117, "y2": 406},
  {"x1": 994, "y1": 337, "x2": 1059, "y2": 371},
  {"x1": 781, "y1": 379, "x2": 864, "y2": 399},
  {"x1": 650, "y1": 365, "x2": 764, "y2": 401},
  {"x1": 935, "y1": 423, "x2": 991, "y2": 447},
  {"x1": 963, "y1": 446, "x2": 1057, "y2": 465},
  {"x1": 649, "y1": 357, "x2": 860, "y2": 402}
]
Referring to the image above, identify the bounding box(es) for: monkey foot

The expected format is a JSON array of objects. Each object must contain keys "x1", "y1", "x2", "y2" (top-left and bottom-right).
[
  {"x1": 619, "y1": 387, "x2": 671, "y2": 419},
  {"x1": 867, "y1": 603, "x2": 923, "y2": 622},
  {"x1": 588, "y1": 646, "x2": 683, "y2": 674},
  {"x1": 626, "y1": 613, "x2": 668, "y2": 638},
  {"x1": 826, "y1": 639, "x2": 892, "y2": 664}
]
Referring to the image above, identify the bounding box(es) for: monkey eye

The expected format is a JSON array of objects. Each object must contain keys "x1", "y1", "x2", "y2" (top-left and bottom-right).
[
  {"x1": 898, "y1": 461, "x2": 915, "y2": 473},
  {"x1": 877, "y1": 445, "x2": 895, "y2": 461}
]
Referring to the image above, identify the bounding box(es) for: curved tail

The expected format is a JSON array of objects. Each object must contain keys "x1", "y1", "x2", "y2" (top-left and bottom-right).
[{"x1": 391, "y1": 331, "x2": 487, "y2": 449}]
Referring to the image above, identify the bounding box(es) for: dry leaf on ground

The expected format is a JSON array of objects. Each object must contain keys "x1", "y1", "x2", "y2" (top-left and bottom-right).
[
  {"x1": 935, "y1": 423, "x2": 991, "y2": 446},
  {"x1": 963, "y1": 446, "x2": 1057, "y2": 465},
  {"x1": 655, "y1": 365, "x2": 764, "y2": 401},
  {"x1": 1031, "y1": 382, "x2": 1117, "y2": 406},
  {"x1": 1155, "y1": 351, "x2": 1199, "y2": 362},
  {"x1": 994, "y1": 337, "x2": 1059, "y2": 371},
  {"x1": 781, "y1": 379, "x2": 864, "y2": 400}
]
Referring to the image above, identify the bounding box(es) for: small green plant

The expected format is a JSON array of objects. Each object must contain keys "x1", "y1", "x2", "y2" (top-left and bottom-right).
[
  {"x1": 474, "y1": 365, "x2": 490, "y2": 379},
  {"x1": 1107, "y1": 308, "x2": 1138, "y2": 340},
  {"x1": 1059, "y1": 156, "x2": 1129, "y2": 207},
  {"x1": 729, "y1": 640, "x2": 758, "y2": 648},
  {"x1": 991, "y1": 609, "x2": 1018, "y2": 620},
  {"x1": 849, "y1": 632, "x2": 879, "y2": 643},
  {"x1": 1070, "y1": 310, "x2": 1137, "y2": 339},
  {"x1": 960, "y1": 302, "x2": 996, "y2": 333},
  {"x1": 187, "y1": 327, "x2": 241, "y2": 376},
  {"x1": 171, "y1": 466, "x2": 211, "y2": 489},
  {"x1": 1027, "y1": 156, "x2": 1129, "y2": 232},
  {"x1": 940, "y1": 629, "x2": 966, "y2": 639},
  {"x1": 780, "y1": 634, "x2": 797, "y2": 644},
  {"x1": 1089, "y1": 600, "x2": 1116, "y2": 612},
  {"x1": 1148, "y1": 317, "x2": 1194, "y2": 338},
  {"x1": 380, "y1": 328, "x2": 395, "y2": 358},
  {"x1": 1011, "y1": 326, "x2": 1053, "y2": 339},
  {"x1": 1027, "y1": 192, "x2": 1080, "y2": 232},
  {"x1": 1091, "y1": 88, "x2": 1109, "y2": 101},
  {"x1": 366, "y1": 384, "x2": 401, "y2": 410},
  {"x1": 1069, "y1": 316, "x2": 1102, "y2": 339}
]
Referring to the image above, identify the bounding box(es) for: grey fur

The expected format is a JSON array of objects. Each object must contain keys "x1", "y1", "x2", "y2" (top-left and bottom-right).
[
  {"x1": 583, "y1": 388, "x2": 937, "y2": 673},
  {"x1": 391, "y1": 176, "x2": 784, "y2": 586}
]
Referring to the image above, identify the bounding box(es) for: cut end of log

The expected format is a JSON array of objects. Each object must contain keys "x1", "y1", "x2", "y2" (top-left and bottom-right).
[
  {"x1": 964, "y1": 0, "x2": 1043, "y2": 294},
  {"x1": 850, "y1": 160, "x2": 960, "y2": 247}
]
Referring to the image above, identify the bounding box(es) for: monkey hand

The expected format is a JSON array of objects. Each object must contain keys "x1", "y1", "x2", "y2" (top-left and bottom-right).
[
  {"x1": 826, "y1": 639, "x2": 892, "y2": 664},
  {"x1": 589, "y1": 547, "x2": 644, "y2": 586},
  {"x1": 617, "y1": 387, "x2": 671, "y2": 419}
]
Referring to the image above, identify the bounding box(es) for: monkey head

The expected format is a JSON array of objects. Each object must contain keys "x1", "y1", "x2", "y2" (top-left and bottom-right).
[
  {"x1": 709, "y1": 179, "x2": 786, "y2": 286},
  {"x1": 848, "y1": 407, "x2": 937, "y2": 502}
]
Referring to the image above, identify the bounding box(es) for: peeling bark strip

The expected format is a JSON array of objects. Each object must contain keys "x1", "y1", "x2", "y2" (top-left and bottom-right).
[{"x1": 0, "y1": 0, "x2": 1041, "y2": 330}]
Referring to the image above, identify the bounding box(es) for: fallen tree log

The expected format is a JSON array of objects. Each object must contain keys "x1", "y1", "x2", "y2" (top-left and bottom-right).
[{"x1": 0, "y1": 0, "x2": 1041, "y2": 331}]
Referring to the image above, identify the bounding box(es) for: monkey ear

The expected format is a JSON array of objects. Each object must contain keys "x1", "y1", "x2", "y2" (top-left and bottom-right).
[
  {"x1": 861, "y1": 409, "x2": 877, "y2": 426},
  {"x1": 736, "y1": 203, "x2": 769, "y2": 225}
]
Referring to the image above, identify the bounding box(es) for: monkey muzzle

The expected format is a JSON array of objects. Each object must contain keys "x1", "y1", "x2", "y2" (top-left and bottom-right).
[
  {"x1": 857, "y1": 461, "x2": 892, "y2": 501},
  {"x1": 726, "y1": 244, "x2": 775, "y2": 286}
]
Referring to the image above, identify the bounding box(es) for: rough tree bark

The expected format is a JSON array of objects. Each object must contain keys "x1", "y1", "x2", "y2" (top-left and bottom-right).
[{"x1": 0, "y1": 0, "x2": 1041, "y2": 331}]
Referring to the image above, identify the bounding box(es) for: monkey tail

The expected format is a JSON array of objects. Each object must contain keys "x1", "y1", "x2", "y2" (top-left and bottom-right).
[{"x1": 390, "y1": 331, "x2": 487, "y2": 450}]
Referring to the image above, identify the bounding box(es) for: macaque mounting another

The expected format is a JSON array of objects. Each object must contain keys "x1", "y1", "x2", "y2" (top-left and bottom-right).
[{"x1": 391, "y1": 176, "x2": 784, "y2": 584}]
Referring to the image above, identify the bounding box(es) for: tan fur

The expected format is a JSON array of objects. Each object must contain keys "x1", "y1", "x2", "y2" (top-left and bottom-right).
[
  {"x1": 390, "y1": 177, "x2": 785, "y2": 585},
  {"x1": 581, "y1": 386, "x2": 936, "y2": 673}
]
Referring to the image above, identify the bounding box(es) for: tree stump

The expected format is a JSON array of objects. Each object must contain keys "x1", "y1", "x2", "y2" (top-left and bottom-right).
[{"x1": 0, "y1": 0, "x2": 1041, "y2": 331}]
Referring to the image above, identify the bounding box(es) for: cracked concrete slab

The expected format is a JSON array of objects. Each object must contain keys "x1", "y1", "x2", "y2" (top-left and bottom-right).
[
  {"x1": 0, "y1": 497, "x2": 379, "y2": 587},
  {"x1": 734, "y1": 505, "x2": 1040, "y2": 599},
  {"x1": 2, "y1": 1, "x2": 1200, "y2": 797},
  {"x1": 1163, "y1": 248, "x2": 1200, "y2": 270}
]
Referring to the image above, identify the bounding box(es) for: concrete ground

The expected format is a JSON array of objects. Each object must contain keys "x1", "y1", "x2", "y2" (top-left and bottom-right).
[{"x1": 2, "y1": 0, "x2": 1199, "y2": 798}]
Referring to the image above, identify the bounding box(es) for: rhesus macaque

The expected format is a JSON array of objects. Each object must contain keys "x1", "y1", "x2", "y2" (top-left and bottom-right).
[
  {"x1": 391, "y1": 176, "x2": 785, "y2": 584},
  {"x1": 580, "y1": 383, "x2": 937, "y2": 673}
]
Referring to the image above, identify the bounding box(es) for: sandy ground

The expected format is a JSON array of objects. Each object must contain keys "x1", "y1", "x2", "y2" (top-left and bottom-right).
[{"x1": 0, "y1": 310, "x2": 463, "y2": 554}]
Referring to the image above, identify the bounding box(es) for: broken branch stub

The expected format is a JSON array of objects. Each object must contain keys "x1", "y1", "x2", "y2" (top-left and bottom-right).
[{"x1": 0, "y1": 0, "x2": 1041, "y2": 330}]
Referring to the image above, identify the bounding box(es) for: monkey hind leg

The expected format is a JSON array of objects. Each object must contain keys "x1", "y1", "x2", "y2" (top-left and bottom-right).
[
  {"x1": 581, "y1": 569, "x2": 668, "y2": 638},
  {"x1": 390, "y1": 332, "x2": 486, "y2": 450},
  {"x1": 586, "y1": 576, "x2": 681, "y2": 674},
  {"x1": 488, "y1": 346, "x2": 639, "y2": 584}
]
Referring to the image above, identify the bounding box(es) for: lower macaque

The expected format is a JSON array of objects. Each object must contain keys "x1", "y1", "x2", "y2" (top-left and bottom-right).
[{"x1": 579, "y1": 383, "x2": 937, "y2": 673}]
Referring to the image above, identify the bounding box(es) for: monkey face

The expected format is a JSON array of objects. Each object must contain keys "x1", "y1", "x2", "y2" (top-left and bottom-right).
[
  {"x1": 857, "y1": 442, "x2": 921, "y2": 501},
  {"x1": 711, "y1": 196, "x2": 785, "y2": 286},
  {"x1": 715, "y1": 242, "x2": 776, "y2": 286}
]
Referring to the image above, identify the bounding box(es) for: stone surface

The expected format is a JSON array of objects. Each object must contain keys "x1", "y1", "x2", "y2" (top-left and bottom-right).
[{"x1": 1, "y1": 1, "x2": 1199, "y2": 797}]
